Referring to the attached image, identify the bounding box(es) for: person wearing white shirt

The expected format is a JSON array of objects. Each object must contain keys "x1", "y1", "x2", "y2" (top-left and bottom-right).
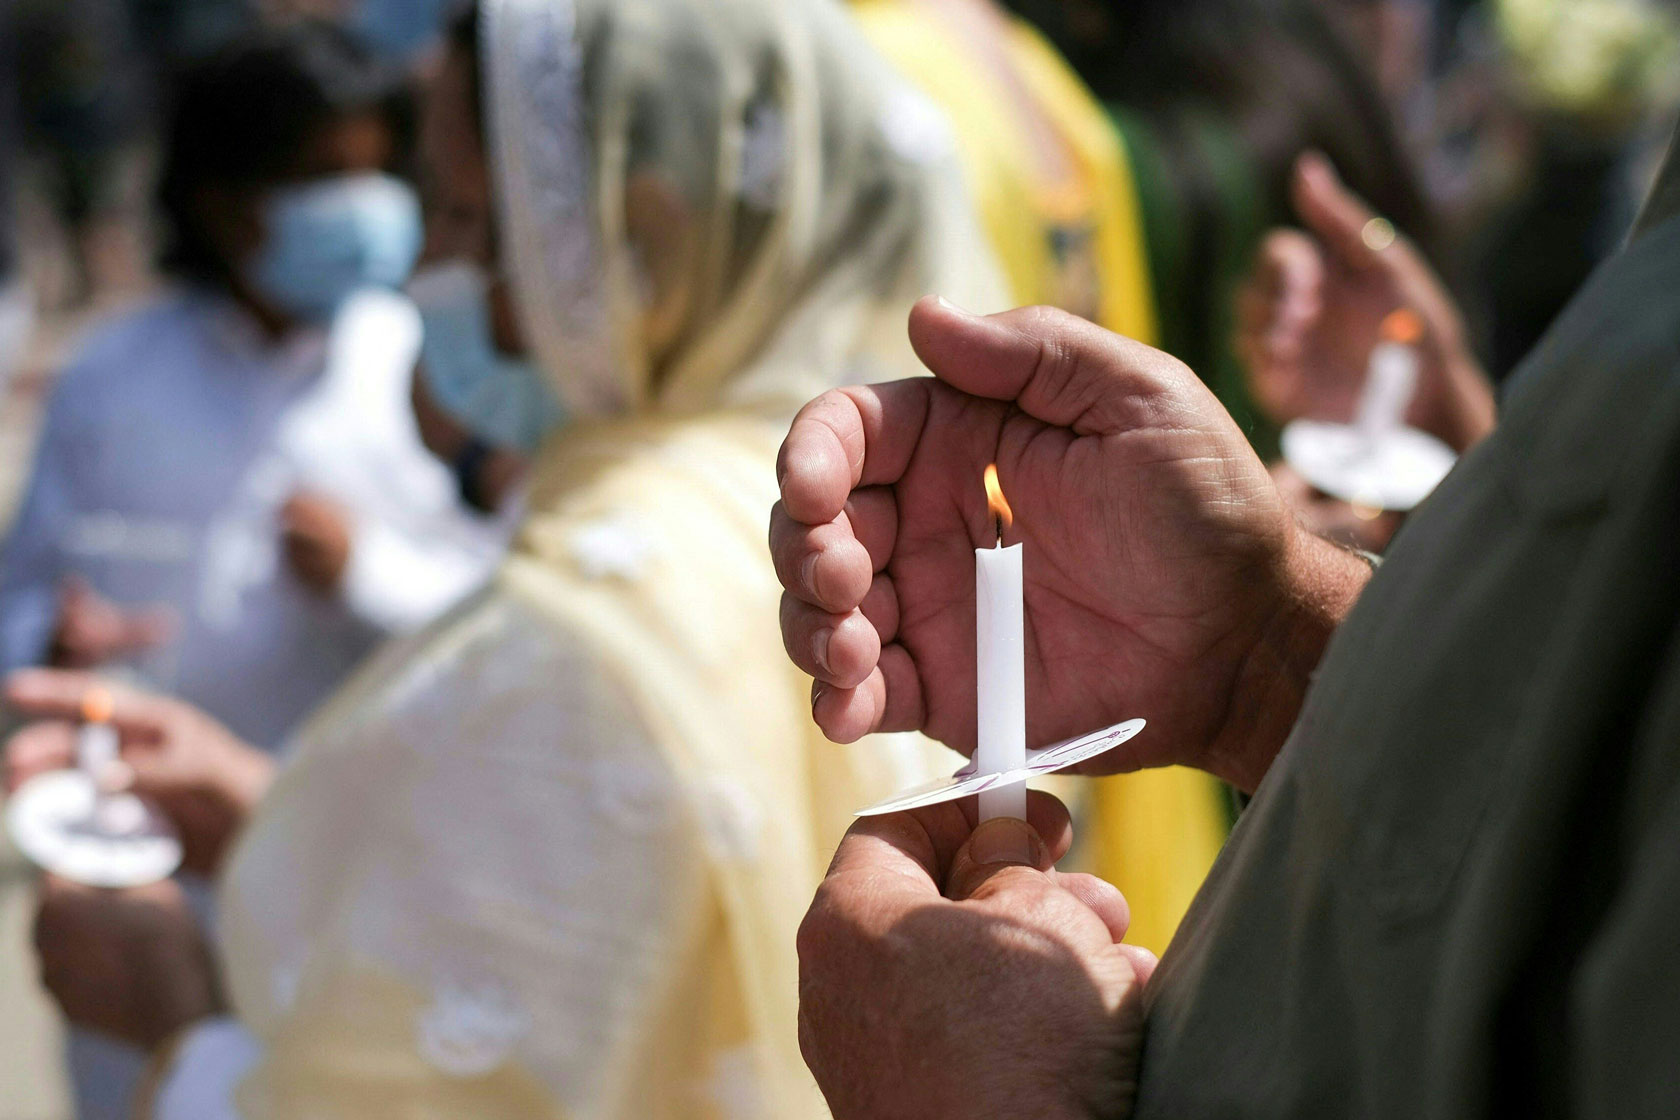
[
  {"x1": 0, "y1": 22, "x2": 506, "y2": 750},
  {"x1": 0, "y1": 24, "x2": 507, "y2": 1118}
]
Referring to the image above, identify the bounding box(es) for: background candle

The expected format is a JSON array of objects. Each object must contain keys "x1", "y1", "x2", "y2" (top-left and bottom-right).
[
  {"x1": 1355, "y1": 308, "x2": 1423, "y2": 445},
  {"x1": 976, "y1": 466, "x2": 1026, "y2": 821},
  {"x1": 76, "y1": 687, "x2": 119, "y2": 784}
]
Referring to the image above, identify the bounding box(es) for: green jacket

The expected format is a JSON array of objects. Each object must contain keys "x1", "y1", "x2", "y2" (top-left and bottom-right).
[{"x1": 1135, "y1": 154, "x2": 1680, "y2": 1118}]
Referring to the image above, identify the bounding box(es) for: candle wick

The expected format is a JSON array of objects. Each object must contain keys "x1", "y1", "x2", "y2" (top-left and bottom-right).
[{"x1": 994, "y1": 515, "x2": 1004, "y2": 547}]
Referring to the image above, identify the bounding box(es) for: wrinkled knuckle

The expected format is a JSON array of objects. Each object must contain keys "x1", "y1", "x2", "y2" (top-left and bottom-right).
[
  {"x1": 797, "y1": 889, "x2": 844, "y2": 964},
  {"x1": 1028, "y1": 329, "x2": 1081, "y2": 399},
  {"x1": 979, "y1": 868, "x2": 1059, "y2": 912}
]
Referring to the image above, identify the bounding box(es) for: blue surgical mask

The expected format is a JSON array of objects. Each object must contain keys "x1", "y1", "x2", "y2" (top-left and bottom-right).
[
  {"x1": 247, "y1": 172, "x2": 422, "y2": 323},
  {"x1": 409, "y1": 261, "x2": 566, "y2": 454},
  {"x1": 355, "y1": 0, "x2": 451, "y2": 61}
]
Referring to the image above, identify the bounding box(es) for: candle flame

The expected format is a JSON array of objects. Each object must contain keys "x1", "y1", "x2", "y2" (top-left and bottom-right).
[
  {"x1": 81, "y1": 685, "x2": 114, "y2": 725},
  {"x1": 1381, "y1": 308, "x2": 1423, "y2": 345},
  {"x1": 984, "y1": 464, "x2": 1013, "y2": 541}
]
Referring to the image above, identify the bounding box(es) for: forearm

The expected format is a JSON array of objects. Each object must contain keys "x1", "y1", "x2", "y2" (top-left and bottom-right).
[{"x1": 1203, "y1": 527, "x2": 1370, "y2": 792}]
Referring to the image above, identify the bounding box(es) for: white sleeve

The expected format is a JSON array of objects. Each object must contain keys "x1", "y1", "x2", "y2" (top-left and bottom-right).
[
  {"x1": 0, "y1": 378, "x2": 76, "y2": 669},
  {"x1": 337, "y1": 511, "x2": 504, "y2": 634},
  {"x1": 321, "y1": 289, "x2": 508, "y2": 635}
]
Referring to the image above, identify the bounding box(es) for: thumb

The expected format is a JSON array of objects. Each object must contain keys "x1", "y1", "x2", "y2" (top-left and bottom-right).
[
  {"x1": 907, "y1": 297, "x2": 1208, "y2": 438},
  {"x1": 1291, "y1": 151, "x2": 1390, "y2": 273},
  {"x1": 945, "y1": 816, "x2": 1055, "y2": 902}
]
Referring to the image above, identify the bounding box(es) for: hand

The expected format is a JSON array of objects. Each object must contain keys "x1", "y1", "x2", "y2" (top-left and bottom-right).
[
  {"x1": 47, "y1": 578, "x2": 175, "y2": 670},
  {"x1": 1237, "y1": 152, "x2": 1496, "y2": 453},
  {"x1": 772, "y1": 298, "x2": 1368, "y2": 791},
  {"x1": 279, "y1": 492, "x2": 353, "y2": 592},
  {"x1": 34, "y1": 874, "x2": 222, "y2": 1051},
  {"x1": 4, "y1": 669, "x2": 274, "y2": 875},
  {"x1": 799, "y1": 793, "x2": 1156, "y2": 1120}
]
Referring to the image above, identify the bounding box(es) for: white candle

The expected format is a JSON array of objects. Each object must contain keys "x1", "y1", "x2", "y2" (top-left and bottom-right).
[
  {"x1": 75, "y1": 686, "x2": 133, "y2": 834},
  {"x1": 976, "y1": 466, "x2": 1026, "y2": 822},
  {"x1": 1355, "y1": 309, "x2": 1423, "y2": 445},
  {"x1": 75, "y1": 688, "x2": 118, "y2": 779}
]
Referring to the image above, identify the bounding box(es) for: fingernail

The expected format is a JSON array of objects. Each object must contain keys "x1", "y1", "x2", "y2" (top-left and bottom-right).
[
  {"x1": 801, "y1": 554, "x2": 821, "y2": 598},
  {"x1": 811, "y1": 682, "x2": 828, "y2": 712},
  {"x1": 812, "y1": 628, "x2": 831, "y2": 673},
  {"x1": 934, "y1": 295, "x2": 975, "y2": 317},
  {"x1": 969, "y1": 817, "x2": 1040, "y2": 867}
]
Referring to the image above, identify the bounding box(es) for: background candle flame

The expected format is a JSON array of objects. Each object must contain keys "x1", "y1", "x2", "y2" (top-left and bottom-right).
[
  {"x1": 1381, "y1": 308, "x2": 1423, "y2": 344},
  {"x1": 80, "y1": 686, "x2": 114, "y2": 725},
  {"x1": 984, "y1": 464, "x2": 1013, "y2": 534}
]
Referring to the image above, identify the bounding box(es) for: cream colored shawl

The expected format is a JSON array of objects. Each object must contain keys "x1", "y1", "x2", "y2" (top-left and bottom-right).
[{"x1": 214, "y1": 1, "x2": 1004, "y2": 1117}]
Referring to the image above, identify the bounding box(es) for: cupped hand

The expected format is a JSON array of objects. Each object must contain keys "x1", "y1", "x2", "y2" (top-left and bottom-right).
[
  {"x1": 798, "y1": 792, "x2": 1155, "y2": 1120},
  {"x1": 1237, "y1": 152, "x2": 1495, "y2": 453},
  {"x1": 772, "y1": 298, "x2": 1366, "y2": 790},
  {"x1": 4, "y1": 669, "x2": 273, "y2": 875}
]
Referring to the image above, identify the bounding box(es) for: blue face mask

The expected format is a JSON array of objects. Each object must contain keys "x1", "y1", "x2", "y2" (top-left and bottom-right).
[
  {"x1": 355, "y1": 0, "x2": 451, "y2": 61},
  {"x1": 247, "y1": 172, "x2": 422, "y2": 323},
  {"x1": 409, "y1": 261, "x2": 566, "y2": 454}
]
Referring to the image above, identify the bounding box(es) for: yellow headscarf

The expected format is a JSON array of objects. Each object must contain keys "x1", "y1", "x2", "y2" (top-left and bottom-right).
[{"x1": 216, "y1": 0, "x2": 1004, "y2": 1116}]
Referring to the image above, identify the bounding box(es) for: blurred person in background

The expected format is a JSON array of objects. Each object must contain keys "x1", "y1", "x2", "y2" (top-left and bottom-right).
[
  {"x1": 12, "y1": 0, "x2": 156, "y2": 308},
  {"x1": 1008, "y1": 0, "x2": 1440, "y2": 454},
  {"x1": 848, "y1": 0, "x2": 1231, "y2": 959},
  {"x1": 0, "y1": 22, "x2": 506, "y2": 1117},
  {"x1": 0, "y1": 0, "x2": 34, "y2": 397},
  {"x1": 6, "y1": 0, "x2": 1004, "y2": 1114},
  {"x1": 1010, "y1": 0, "x2": 1497, "y2": 556},
  {"x1": 0, "y1": 21, "x2": 504, "y2": 752},
  {"x1": 1459, "y1": 0, "x2": 1680, "y2": 379}
]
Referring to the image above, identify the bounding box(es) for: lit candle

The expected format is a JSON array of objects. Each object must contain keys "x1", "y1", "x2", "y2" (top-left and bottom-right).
[
  {"x1": 76, "y1": 686, "x2": 118, "y2": 785},
  {"x1": 976, "y1": 465, "x2": 1026, "y2": 822},
  {"x1": 76, "y1": 686, "x2": 141, "y2": 834},
  {"x1": 1355, "y1": 309, "x2": 1423, "y2": 447}
]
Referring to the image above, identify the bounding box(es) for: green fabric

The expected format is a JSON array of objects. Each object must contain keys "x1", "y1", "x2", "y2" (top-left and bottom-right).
[
  {"x1": 1133, "y1": 201, "x2": 1680, "y2": 1117},
  {"x1": 1108, "y1": 106, "x2": 1279, "y2": 459},
  {"x1": 1632, "y1": 124, "x2": 1680, "y2": 242}
]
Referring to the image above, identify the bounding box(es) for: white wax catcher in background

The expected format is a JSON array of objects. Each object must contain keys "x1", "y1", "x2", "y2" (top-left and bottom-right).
[
  {"x1": 1280, "y1": 308, "x2": 1456, "y2": 512},
  {"x1": 5, "y1": 687, "x2": 182, "y2": 888}
]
